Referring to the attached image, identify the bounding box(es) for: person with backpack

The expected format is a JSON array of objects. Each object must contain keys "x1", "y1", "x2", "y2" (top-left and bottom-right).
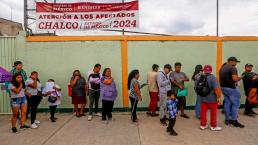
[
  {"x1": 170, "y1": 62, "x2": 190, "y2": 119},
  {"x1": 157, "y1": 64, "x2": 172, "y2": 125},
  {"x1": 146, "y1": 64, "x2": 159, "y2": 116},
  {"x1": 197, "y1": 65, "x2": 222, "y2": 131},
  {"x1": 87, "y1": 64, "x2": 102, "y2": 121},
  {"x1": 192, "y1": 65, "x2": 203, "y2": 119},
  {"x1": 219, "y1": 57, "x2": 244, "y2": 128}
]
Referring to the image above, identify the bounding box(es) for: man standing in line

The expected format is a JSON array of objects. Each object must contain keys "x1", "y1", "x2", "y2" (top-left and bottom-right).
[
  {"x1": 242, "y1": 63, "x2": 258, "y2": 116},
  {"x1": 146, "y1": 64, "x2": 159, "y2": 116},
  {"x1": 87, "y1": 64, "x2": 102, "y2": 121},
  {"x1": 219, "y1": 57, "x2": 244, "y2": 128},
  {"x1": 157, "y1": 64, "x2": 172, "y2": 125},
  {"x1": 170, "y1": 62, "x2": 190, "y2": 119}
]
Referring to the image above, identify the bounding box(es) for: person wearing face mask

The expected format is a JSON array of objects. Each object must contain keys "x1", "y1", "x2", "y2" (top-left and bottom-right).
[
  {"x1": 219, "y1": 57, "x2": 244, "y2": 128},
  {"x1": 70, "y1": 70, "x2": 87, "y2": 117}
]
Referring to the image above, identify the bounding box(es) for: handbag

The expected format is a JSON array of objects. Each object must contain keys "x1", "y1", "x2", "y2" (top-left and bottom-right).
[
  {"x1": 177, "y1": 88, "x2": 188, "y2": 97},
  {"x1": 48, "y1": 90, "x2": 58, "y2": 103},
  {"x1": 248, "y1": 88, "x2": 257, "y2": 105}
]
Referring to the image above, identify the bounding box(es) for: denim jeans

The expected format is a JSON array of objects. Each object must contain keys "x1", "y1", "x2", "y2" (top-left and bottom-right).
[
  {"x1": 222, "y1": 87, "x2": 241, "y2": 121},
  {"x1": 195, "y1": 95, "x2": 201, "y2": 119}
]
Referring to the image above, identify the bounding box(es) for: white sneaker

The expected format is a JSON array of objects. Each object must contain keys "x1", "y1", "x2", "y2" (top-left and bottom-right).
[
  {"x1": 95, "y1": 112, "x2": 102, "y2": 117},
  {"x1": 34, "y1": 120, "x2": 40, "y2": 124},
  {"x1": 31, "y1": 123, "x2": 38, "y2": 129},
  {"x1": 88, "y1": 115, "x2": 93, "y2": 121},
  {"x1": 210, "y1": 126, "x2": 222, "y2": 131},
  {"x1": 200, "y1": 125, "x2": 208, "y2": 130}
]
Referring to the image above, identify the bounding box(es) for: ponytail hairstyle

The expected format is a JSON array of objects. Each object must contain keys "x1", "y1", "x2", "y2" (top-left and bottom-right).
[
  {"x1": 127, "y1": 69, "x2": 139, "y2": 90},
  {"x1": 192, "y1": 65, "x2": 203, "y2": 81}
]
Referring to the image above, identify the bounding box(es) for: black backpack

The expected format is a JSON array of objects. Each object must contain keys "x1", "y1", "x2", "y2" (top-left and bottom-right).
[{"x1": 195, "y1": 74, "x2": 211, "y2": 97}]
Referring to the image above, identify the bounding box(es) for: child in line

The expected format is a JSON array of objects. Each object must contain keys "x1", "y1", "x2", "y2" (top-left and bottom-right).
[
  {"x1": 43, "y1": 79, "x2": 62, "y2": 122},
  {"x1": 166, "y1": 90, "x2": 178, "y2": 136},
  {"x1": 128, "y1": 70, "x2": 142, "y2": 123}
]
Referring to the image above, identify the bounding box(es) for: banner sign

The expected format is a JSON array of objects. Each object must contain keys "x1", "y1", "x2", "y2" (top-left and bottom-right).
[
  {"x1": 0, "y1": 67, "x2": 12, "y2": 83},
  {"x1": 36, "y1": 0, "x2": 139, "y2": 31}
]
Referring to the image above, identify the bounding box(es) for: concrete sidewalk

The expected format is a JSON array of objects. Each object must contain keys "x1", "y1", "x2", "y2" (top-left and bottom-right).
[{"x1": 1, "y1": 109, "x2": 258, "y2": 145}]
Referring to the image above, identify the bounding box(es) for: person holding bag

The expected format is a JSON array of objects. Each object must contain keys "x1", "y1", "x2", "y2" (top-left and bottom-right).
[
  {"x1": 70, "y1": 70, "x2": 87, "y2": 117},
  {"x1": 43, "y1": 79, "x2": 62, "y2": 122}
]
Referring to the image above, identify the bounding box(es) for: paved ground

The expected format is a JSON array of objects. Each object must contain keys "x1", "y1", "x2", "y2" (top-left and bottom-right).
[{"x1": 1, "y1": 109, "x2": 258, "y2": 145}]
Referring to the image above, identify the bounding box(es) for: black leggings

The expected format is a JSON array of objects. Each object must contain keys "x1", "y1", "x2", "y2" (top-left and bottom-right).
[
  {"x1": 27, "y1": 95, "x2": 42, "y2": 124},
  {"x1": 49, "y1": 106, "x2": 57, "y2": 119},
  {"x1": 167, "y1": 117, "x2": 176, "y2": 133},
  {"x1": 130, "y1": 97, "x2": 138, "y2": 122},
  {"x1": 102, "y1": 100, "x2": 114, "y2": 120}
]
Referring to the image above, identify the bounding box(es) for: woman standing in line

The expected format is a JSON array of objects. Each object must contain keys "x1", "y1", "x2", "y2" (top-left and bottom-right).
[
  {"x1": 70, "y1": 70, "x2": 88, "y2": 117},
  {"x1": 100, "y1": 68, "x2": 117, "y2": 124}
]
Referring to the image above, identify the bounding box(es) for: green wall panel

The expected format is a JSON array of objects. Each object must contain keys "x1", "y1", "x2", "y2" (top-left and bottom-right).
[
  {"x1": 222, "y1": 41, "x2": 258, "y2": 104},
  {"x1": 128, "y1": 41, "x2": 217, "y2": 107}
]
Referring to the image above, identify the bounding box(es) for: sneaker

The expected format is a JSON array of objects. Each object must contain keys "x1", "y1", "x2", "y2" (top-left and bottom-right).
[
  {"x1": 210, "y1": 126, "x2": 222, "y2": 131},
  {"x1": 108, "y1": 118, "x2": 115, "y2": 121},
  {"x1": 50, "y1": 118, "x2": 56, "y2": 122},
  {"x1": 232, "y1": 121, "x2": 245, "y2": 128},
  {"x1": 95, "y1": 112, "x2": 102, "y2": 117},
  {"x1": 180, "y1": 114, "x2": 190, "y2": 119},
  {"x1": 151, "y1": 113, "x2": 159, "y2": 117},
  {"x1": 160, "y1": 119, "x2": 167, "y2": 126},
  {"x1": 20, "y1": 125, "x2": 30, "y2": 129},
  {"x1": 170, "y1": 131, "x2": 178, "y2": 136},
  {"x1": 200, "y1": 125, "x2": 209, "y2": 130},
  {"x1": 146, "y1": 111, "x2": 152, "y2": 116},
  {"x1": 250, "y1": 111, "x2": 258, "y2": 115},
  {"x1": 225, "y1": 120, "x2": 232, "y2": 125},
  {"x1": 11, "y1": 127, "x2": 18, "y2": 133},
  {"x1": 88, "y1": 115, "x2": 93, "y2": 121},
  {"x1": 30, "y1": 123, "x2": 38, "y2": 129},
  {"x1": 34, "y1": 120, "x2": 41, "y2": 124},
  {"x1": 244, "y1": 113, "x2": 255, "y2": 117}
]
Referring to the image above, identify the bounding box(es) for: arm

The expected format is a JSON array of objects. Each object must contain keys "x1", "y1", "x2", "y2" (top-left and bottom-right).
[
  {"x1": 182, "y1": 73, "x2": 189, "y2": 82},
  {"x1": 89, "y1": 77, "x2": 101, "y2": 84},
  {"x1": 157, "y1": 73, "x2": 170, "y2": 87},
  {"x1": 102, "y1": 78, "x2": 113, "y2": 85},
  {"x1": 27, "y1": 79, "x2": 37, "y2": 89},
  {"x1": 11, "y1": 85, "x2": 23, "y2": 94},
  {"x1": 232, "y1": 75, "x2": 242, "y2": 82},
  {"x1": 134, "y1": 83, "x2": 142, "y2": 101},
  {"x1": 70, "y1": 77, "x2": 79, "y2": 87}
]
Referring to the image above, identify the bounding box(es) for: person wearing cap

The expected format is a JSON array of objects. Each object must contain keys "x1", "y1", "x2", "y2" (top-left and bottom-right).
[
  {"x1": 146, "y1": 64, "x2": 159, "y2": 116},
  {"x1": 199, "y1": 65, "x2": 222, "y2": 131},
  {"x1": 157, "y1": 64, "x2": 172, "y2": 125},
  {"x1": 11, "y1": 61, "x2": 27, "y2": 81},
  {"x1": 219, "y1": 57, "x2": 244, "y2": 128},
  {"x1": 242, "y1": 63, "x2": 258, "y2": 116},
  {"x1": 170, "y1": 62, "x2": 190, "y2": 119}
]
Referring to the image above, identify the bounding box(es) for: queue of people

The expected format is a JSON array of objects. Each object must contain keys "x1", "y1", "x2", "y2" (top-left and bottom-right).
[{"x1": 5, "y1": 57, "x2": 258, "y2": 136}]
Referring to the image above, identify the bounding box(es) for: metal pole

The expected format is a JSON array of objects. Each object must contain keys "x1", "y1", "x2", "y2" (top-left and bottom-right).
[
  {"x1": 122, "y1": 0, "x2": 125, "y2": 35},
  {"x1": 24, "y1": 0, "x2": 28, "y2": 35},
  {"x1": 216, "y1": 0, "x2": 219, "y2": 36}
]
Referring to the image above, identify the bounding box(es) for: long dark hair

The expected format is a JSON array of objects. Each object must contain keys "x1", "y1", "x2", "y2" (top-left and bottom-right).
[
  {"x1": 102, "y1": 68, "x2": 111, "y2": 77},
  {"x1": 192, "y1": 65, "x2": 203, "y2": 81},
  {"x1": 72, "y1": 70, "x2": 81, "y2": 78},
  {"x1": 11, "y1": 73, "x2": 25, "y2": 88},
  {"x1": 127, "y1": 69, "x2": 139, "y2": 90},
  {"x1": 30, "y1": 71, "x2": 40, "y2": 82}
]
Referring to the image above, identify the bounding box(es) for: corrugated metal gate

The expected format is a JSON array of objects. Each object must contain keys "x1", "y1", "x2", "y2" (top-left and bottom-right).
[{"x1": 0, "y1": 37, "x2": 16, "y2": 113}]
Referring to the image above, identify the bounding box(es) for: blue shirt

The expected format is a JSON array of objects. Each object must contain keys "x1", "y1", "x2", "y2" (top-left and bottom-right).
[{"x1": 167, "y1": 99, "x2": 178, "y2": 119}]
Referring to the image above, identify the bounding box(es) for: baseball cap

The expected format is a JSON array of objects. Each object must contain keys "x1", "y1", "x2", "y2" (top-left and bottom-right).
[
  {"x1": 227, "y1": 57, "x2": 240, "y2": 63},
  {"x1": 245, "y1": 63, "x2": 253, "y2": 68},
  {"x1": 203, "y1": 65, "x2": 212, "y2": 74}
]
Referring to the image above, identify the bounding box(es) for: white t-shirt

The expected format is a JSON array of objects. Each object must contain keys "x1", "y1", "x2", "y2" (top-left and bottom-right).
[
  {"x1": 42, "y1": 84, "x2": 62, "y2": 106},
  {"x1": 8, "y1": 83, "x2": 25, "y2": 98},
  {"x1": 25, "y1": 78, "x2": 42, "y2": 96}
]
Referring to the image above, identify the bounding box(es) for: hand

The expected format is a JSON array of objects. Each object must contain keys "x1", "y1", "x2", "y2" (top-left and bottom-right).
[
  {"x1": 179, "y1": 85, "x2": 184, "y2": 89},
  {"x1": 75, "y1": 76, "x2": 80, "y2": 80},
  {"x1": 27, "y1": 93, "x2": 32, "y2": 98},
  {"x1": 47, "y1": 91, "x2": 52, "y2": 96},
  {"x1": 217, "y1": 98, "x2": 221, "y2": 105},
  {"x1": 139, "y1": 96, "x2": 142, "y2": 101},
  {"x1": 19, "y1": 82, "x2": 23, "y2": 88}
]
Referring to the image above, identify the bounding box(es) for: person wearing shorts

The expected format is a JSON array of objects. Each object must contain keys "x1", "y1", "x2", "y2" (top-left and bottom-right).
[{"x1": 9, "y1": 74, "x2": 30, "y2": 133}]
